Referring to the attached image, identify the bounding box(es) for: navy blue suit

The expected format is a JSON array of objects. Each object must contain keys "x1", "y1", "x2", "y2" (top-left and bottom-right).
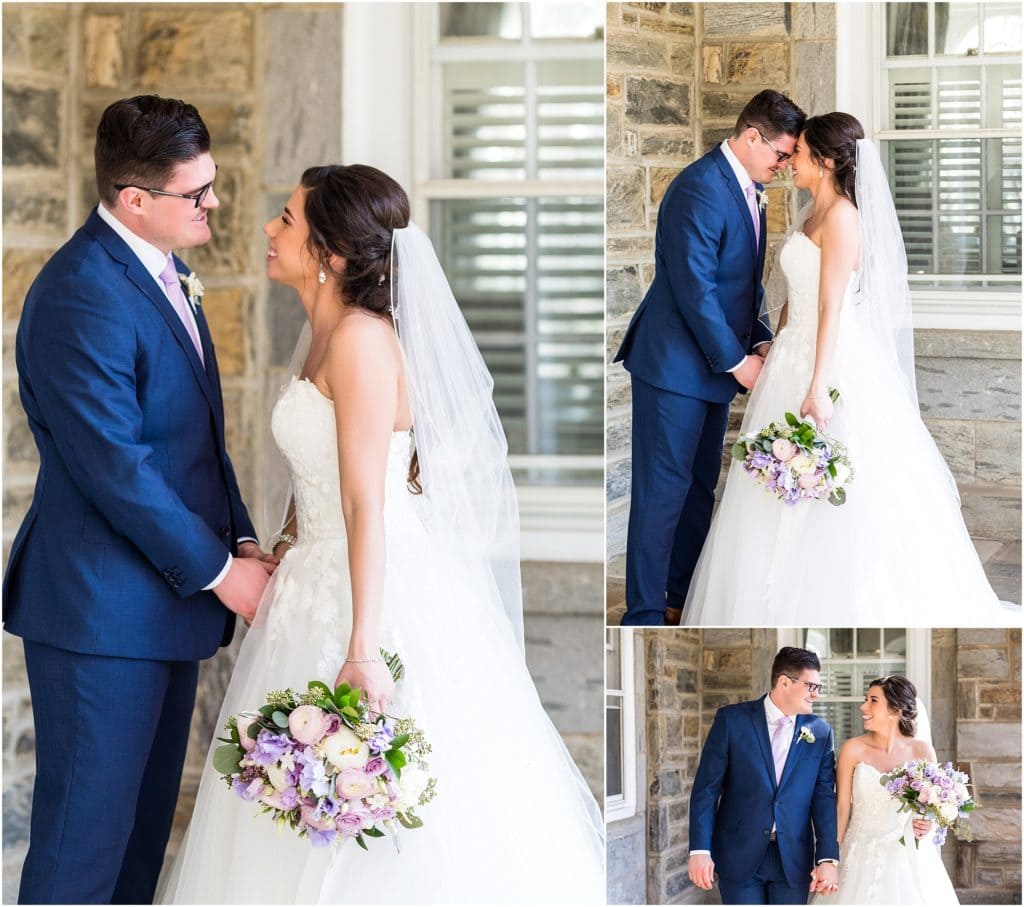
[
  {"x1": 3, "y1": 208, "x2": 256, "y2": 903},
  {"x1": 615, "y1": 145, "x2": 772, "y2": 625},
  {"x1": 689, "y1": 698, "x2": 840, "y2": 904}
]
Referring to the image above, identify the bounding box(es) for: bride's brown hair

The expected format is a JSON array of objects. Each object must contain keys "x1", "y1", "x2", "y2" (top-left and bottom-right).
[
  {"x1": 869, "y1": 675, "x2": 918, "y2": 737},
  {"x1": 802, "y1": 112, "x2": 865, "y2": 208}
]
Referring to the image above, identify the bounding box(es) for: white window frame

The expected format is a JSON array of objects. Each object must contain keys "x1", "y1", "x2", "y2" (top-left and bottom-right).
[
  {"x1": 836, "y1": 2, "x2": 1021, "y2": 332},
  {"x1": 777, "y1": 627, "x2": 931, "y2": 742},
  {"x1": 342, "y1": 3, "x2": 604, "y2": 561},
  {"x1": 606, "y1": 628, "x2": 637, "y2": 823}
]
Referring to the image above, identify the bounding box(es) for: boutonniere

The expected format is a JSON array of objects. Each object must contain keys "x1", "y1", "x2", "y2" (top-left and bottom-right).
[
  {"x1": 797, "y1": 727, "x2": 816, "y2": 745},
  {"x1": 757, "y1": 189, "x2": 769, "y2": 212},
  {"x1": 179, "y1": 271, "x2": 204, "y2": 313}
]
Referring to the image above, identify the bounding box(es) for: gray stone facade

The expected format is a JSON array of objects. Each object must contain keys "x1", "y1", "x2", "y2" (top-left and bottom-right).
[
  {"x1": 1, "y1": 5, "x2": 602, "y2": 897},
  {"x1": 605, "y1": 2, "x2": 1022, "y2": 604},
  {"x1": 608, "y1": 628, "x2": 1022, "y2": 905}
]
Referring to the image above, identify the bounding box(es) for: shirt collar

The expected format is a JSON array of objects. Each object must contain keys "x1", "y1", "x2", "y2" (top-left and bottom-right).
[
  {"x1": 96, "y1": 202, "x2": 172, "y2": 283},
  {"x1": 720, "y1": 138, "x2": 755, "y2": 193},
  {"x1": 764, "y1": 692, "x2": 790, "y2": 725}
]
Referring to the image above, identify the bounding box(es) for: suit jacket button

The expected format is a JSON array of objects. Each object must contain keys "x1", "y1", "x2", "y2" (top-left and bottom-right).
[{"x1": 219, "y1": 526, "x2": 230, "y2": 537}]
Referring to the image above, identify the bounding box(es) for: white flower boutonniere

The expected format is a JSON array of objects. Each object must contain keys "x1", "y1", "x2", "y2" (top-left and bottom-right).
[
  {"x1": 798, "y1": 727, "x2": 816, "y2": 745},
  {"x1": 757, "y1": 189, "x2": 769, "y2": 212},
  {"x1": 179, "y1": 271, "x2": 205, "y2": 313}
]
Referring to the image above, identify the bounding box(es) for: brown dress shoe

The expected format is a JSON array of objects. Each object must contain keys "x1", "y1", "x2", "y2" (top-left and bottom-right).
[{"x1": 664, "y1": 606, "x2": 682, "y2": 626}]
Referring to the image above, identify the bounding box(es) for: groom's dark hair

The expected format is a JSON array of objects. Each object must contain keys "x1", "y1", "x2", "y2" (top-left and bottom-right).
[
  {"x1": 95, "y1": 95, "x2": 210, "y2": 206},
  {"x1": 732, "y1": 90, "x2": 806, "y2": 140},
  {"x1": 771, "y1": 646, "x2": 821, "y2": 687}
]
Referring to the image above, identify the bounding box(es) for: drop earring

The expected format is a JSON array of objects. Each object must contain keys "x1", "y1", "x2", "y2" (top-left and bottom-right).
[
  {"x1": 818, "y1": 166, "x2": 824, "y2": 179},
  {"x1": 318, "y1": 267, "x2": 327, "y2": 285}
]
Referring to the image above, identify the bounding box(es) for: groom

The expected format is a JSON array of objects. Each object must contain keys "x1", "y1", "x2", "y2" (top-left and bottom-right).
[
  {"x1": 3, "y1": 95, "x2": 274, "y2": 904},
  {"x1": 615, "y1": 90, "x2": 805, "y2": 626},
  {"x1": 688, "y1": 646, "x2": 840, "y2": 904}
]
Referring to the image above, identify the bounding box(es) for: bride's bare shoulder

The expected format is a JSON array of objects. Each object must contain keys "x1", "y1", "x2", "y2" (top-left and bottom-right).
[{"x1": 838, "y1": 735, "x2": 868, "y2": 760}]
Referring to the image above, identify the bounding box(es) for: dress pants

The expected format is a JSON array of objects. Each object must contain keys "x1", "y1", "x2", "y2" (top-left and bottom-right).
[
  {"x1": 18, "y1": 640, "x2": 199, "y2": 905},
  {"x1": 622, "y1": 376, "x2": 730, "y2": 625},
  {"x1": 717, "y1": 840, "x2": 808, "y2": 905}
]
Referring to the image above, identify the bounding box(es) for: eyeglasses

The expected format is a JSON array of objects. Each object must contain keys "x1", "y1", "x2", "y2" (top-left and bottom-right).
[
  {"x1": 114, "y1": 168, "x2": 217, "y2": 209},
  {"x1": 784, "y1": 675, "x2": 824, "y2": 694},
  {"x1": 747, "y1": 124, "x2": 792, "y2": 163}
]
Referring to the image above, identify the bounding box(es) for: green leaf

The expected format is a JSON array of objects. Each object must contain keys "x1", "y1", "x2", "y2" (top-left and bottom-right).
[
  {"x1": 259, "y1": 705, "x2": 276, "y2": 719},
  {"x1": 731, "y1": 442, "x2": 747, "y2": 460},
  {"x1": 785, "y1": 411, "x2": 800, "y2": 428},
  {"x1": 334, "y1": 682, "x2": 352, "y2": 697},
  {"x1": 828, "y1": 386, "x2": 840, "y2": 403},
  {"x1": 386, "y1": 749, "x2": 407, "y2": 772},
  {"x1": 271, "y1": 710, "x2": 290, "y2": 728},
  {"x1": 827, "y1": 461, "x2": 837, "y2": 478},
  {"x1": 397, "y1": 811, "x2": 424, "y2": 830},
  {"x1": 247, "y1": 722, "x2": 262, "y2": 740},
  {"x1": 363, "y1": 827, "x2": 385, "y2": 838},
  {"x1": 215, "y1": 736, "x2": 233, "y2": 744},
  {"x1": 341, "y1": 706, "x2": 360, "y2": 719},
  {"x1": 213, "y1": 743, "x2": 244, "y2": 776},
  {"x1": 308, "y1": 680, "x2": 333, "y2": 701},
  {"x1": 828, "y1": 488, "x2": 847, "y2": 506},
  {"x1": 355, "y1": 833, "x2": 368, "y2": 851},
  {"x1": 390, "y1": 733, "x2": 410, "y2": 750}
]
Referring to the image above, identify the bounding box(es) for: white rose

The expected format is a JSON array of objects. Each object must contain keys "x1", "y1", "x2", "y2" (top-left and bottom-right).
[
  {"x1": 266, "y1": 763, "x2": 290, "y2": 792},
  {"x1": 790, "y1": 453, "x2": 817, "y2": 476},
  {"x1": 396, "y1": 766, "x2": 429, "y2": 811},
  {"x1": 938, "y1": 801, "x2": 959, "y2": 823},
  {"x1": 833, "y1": 462, "x2": 851, "y2": 486},
  {"x1": 321, "y1": 727, "x2": 370, "y2": 771},
  {"x1": 954, "y1": 782, "x2": 969, "y2": 802}
]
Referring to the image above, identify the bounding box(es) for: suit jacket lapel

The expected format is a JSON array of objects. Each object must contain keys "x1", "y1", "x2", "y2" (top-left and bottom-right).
[
  {"x1": 751, "y1": 697, "x2": 779, "y2": 790},
  {"x1": 712, "y1": 147, "x2": 758, "y2": 262},
  {"x1": 778, "y1": 714, "x2": 806, "y2": 791}
]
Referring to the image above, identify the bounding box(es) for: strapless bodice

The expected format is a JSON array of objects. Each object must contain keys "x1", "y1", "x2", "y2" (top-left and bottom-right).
[{"x1": 778, "y1": 231, "x2": 860, "y2": 332}]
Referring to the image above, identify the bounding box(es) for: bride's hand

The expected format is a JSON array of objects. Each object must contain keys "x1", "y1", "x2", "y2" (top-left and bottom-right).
[
  {"x1": 335, "y1": 659, "x2": 395, "y2": 716},
  {"x1": 800, "y1": 391, "x2": 834, "y2": 430}
]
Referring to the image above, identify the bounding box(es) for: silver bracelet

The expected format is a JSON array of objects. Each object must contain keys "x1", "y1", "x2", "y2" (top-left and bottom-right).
[
  {"x1": 270, "y1": 531, "x2": 297, "y2": 550},
  {"x1": 345, "y1": 655, "x2": 383, "y2": 664}
]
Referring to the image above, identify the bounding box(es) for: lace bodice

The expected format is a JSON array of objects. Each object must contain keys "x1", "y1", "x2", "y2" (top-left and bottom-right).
[
  {"x1": 270, "y1": 376, "x2": 419, "y2": 543},
  {"x1": 778, "y1": 231, "x2": 860, "y2": 332},
  {"x1": 845, "y1": 763, "x2": 907, "y2": 842}
]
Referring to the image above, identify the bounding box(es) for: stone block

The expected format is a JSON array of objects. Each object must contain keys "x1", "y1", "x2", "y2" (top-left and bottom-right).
[
  {"x1": 3, "y1": 484, "x2": 34, "y2": 531},
  {"x1": 640, "y1": 130, "x2": 693, "y2": 161},
  {"x1": 561, "y1": 732, "x2": 602, "y2": 799},
  {"x1": 136, "y1": 10, "x2": 254, "y2": 93},
  {"x1": 219, "y1": 386, "x2": 257, "y2": 510},
  {"x1": 607, "y1": 322, "x2": 628, "y2": 365},
  {"x1": 2, "y1": 775, "x2": 33, "y2": 851},
  {"x1": 607, "y1": 31, "x2": 668, "y2": 70},
  {"x1": 795, "y1": 3, "x2": 836, "y2": 39},
  {"x1": 201, "y1": 289, "x2": 249, "y2": 377},
  {"x1": 970, "y1": 761, "x2": 1022, "y2": 789},
  {"x1": 916, "y1": 357, "x2": 1020, "y2": 422},
  {"x1": 626, "y1": 77, "x2": 690, "y2": 127},
  {"x1": 2, "y1": 635, "x2": 27, "y2": 690},
  {"x1": 669, "y1": 3, "x2": 694, "y2": 17},
  {"x1": 794, "y1": 41, "x2": 836, "y2": 117},
  {"x1": 522, "y1": 561, "x2": 602, "y2": 617},
  {"x1": 262, "y1": 7, "x2": 343, "y2": 185},
  {"x1": 726, "y1": 42, "x2": 789, "y2": 85},
  {"x1": 916, "y1": 330, "x2": 1021, "y2": 361},
  {"x1": 960, "y1": 648, "x2": 1010, "y2": 679},
  {"x1": 669, "y1": 43, "x2": 695, "y2": 77},
  {"x1": 2, "y1": 83, "x2": 60, "y2": 168},
  {"x1": 923, "y1": 419, "x2": 976, "y2": 481},
  {"x1": 607, "y1": 450, "x2": 632, "y2": 504},
  {"x1": 703, "y1": 45, "x2": 723, "y2": 84},
  {"x1": 702, "y1": 90, "x2": 756, "y2": 122},
  {"x1": 186, "y1": 168, "x2": 250, "y2": 276},
  {"x1": 649, "y1": 804, "x2": 670, "y2": 851},
  {"x1": 607, "y1": 372, "x2": 631, "y2": 413},
  {"x1": 2, "y1": 6, "x2": 69, "y2": 74},
  {"x1": 2, "y1": 181, "x2": 67, "y2": 237},
  {"x1": 607, "y1": 235, "x2": 655, "y2": 263},
  {"x1": 200, "y1": 103, "x2": 256, "y2": 158},
  {"x1": 764, "y1": 186, "x2": 789, "y2": 234},
  {"x1": 960, "y1": 484, "x2": 1022, "y2": 543},
  {"x1": 3, "y1": 248, "x2": 53, "y2": 322},
  {"x1": 524, "y1": 614, "x2": 602, "y2": 733},
  {"x1": 665, "y1": 870, "x2": 691, "y2": 900},
  {"x1": 84, "y1": 13, "x2": 124, "y2": 87},
  {"x1": 702, "y1": 126, "x2": 735, "y2": 155},
  {"x1": 607, "y1": 265, "x2": 644, "y2": 319},
  {"x1": 957, "y1": 722, "x2": 1022, "y2": 759},
  {"x1": 958, "y1": 628, "x2": 1011, "y2": 645},
  {"x1": 638, "y1": 13, "x2": 694, "y2": 36},
  {"x1": 650, "y1": 166, "x2": 679, "y2": 205},
  {"x1": 969, "y1": 808, "x2": 1022, "y2": 842},
  {"x1": 607, "y1": 104, "x2": 624, "y2": 158},
  {"x1": 976, "y1": 421, "x2": 1022, "y2": 484},
  {"x1": 607, "y1": 72, "x2": 624, "y2": 104},
  {"x1": 4, "y1": 385, "x2": 36, "y2": 469},
  {"x1": 704, "y1": 4, "x2": 790, "y2": 37},
  {"x1": 608, "y1": 166, "x2": 646, "y2": 229}
]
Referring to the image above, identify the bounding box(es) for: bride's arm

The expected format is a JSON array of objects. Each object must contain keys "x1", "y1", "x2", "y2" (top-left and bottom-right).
[
  {"x1": 325, "y1": 317, "x2": 400, "y2": 714},
  {"x1": 800, "y1": 203, "x2": 860, "y2": 429},
  {"x1": 835, "y1": 739, "x2": 858, "y2": 844}
]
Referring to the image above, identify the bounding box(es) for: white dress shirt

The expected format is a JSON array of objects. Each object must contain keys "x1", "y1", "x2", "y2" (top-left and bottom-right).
[{"x1": 95, "y1": 204, "x2": 255, "y2": 589}]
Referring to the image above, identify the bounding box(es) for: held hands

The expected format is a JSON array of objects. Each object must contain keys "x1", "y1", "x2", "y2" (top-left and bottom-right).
[
  {"x1": 214, "y1": 555, "x2": 274, "y2": 624},
  {"x1": 238, "y1": 540, "x2": 280, "y2": 568},
  {"x1": 799, "y1": 389, "x2": 834, "y2": 430},
  {"x1": 687, "y1": 853, "x2": 716, "y2": 891},
  {"x1": 733, "y1": 355, "x2": 765, "y2": 391},
  {"x1": 809, "y1": 861, "x2": 839, "y2": 896},
  {"x1": 335, "y1": 657, "x2": 395, "y2": 717}
]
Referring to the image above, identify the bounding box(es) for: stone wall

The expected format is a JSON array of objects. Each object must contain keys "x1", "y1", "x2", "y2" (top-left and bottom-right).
[
  {"x1": 627, "y1": 628, "x2": 1022, "y2": 906},
  {"x1": 605, "y1": 2, "x2": 1022, "y2": 582},
  {"x1": 1, "y1": 4, "x2": 603, "y2": 897}
]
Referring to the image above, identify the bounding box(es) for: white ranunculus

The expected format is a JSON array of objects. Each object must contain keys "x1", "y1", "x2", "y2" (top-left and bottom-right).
[
  {"x1": 396, "y1": 766, "x2": 430, "y2": 811},
  {"x1": 938, "y1": 800, "x2": 959, "y2": 823},
  {"x1": 321, "y1": 727, "x2": 370, "y2": 770},
  {"x1": 266, "y1": 763, "x2": 290, "y2": 792},
  {"x1": 790, "y1": 453, "x2": 817, "y2": 475}
]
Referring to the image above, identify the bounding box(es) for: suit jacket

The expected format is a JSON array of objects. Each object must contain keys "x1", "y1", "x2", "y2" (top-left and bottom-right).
[
  {"x1": 689, "y1": 696, "x2": 840, "y2": 888},
  {"x1": 3, "y1": 208, "x2": 256, "y2": 661},
  {"x1": 615, "y1": 144, "x2": 773, "y2": 403}
]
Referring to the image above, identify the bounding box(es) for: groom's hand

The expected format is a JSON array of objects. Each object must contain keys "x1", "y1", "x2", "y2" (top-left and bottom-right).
[
  {"x1": 687, "y1": 854, "x2": 715, "y2": 891},
  {"x1": 753, "y1": 341, "x2": 772, "y2": 361},
  {"x1": 214, "y1": 557, "x2": 272, "y2": 623},
  {"x1": 809, "y1": 862, "x2": 839, "y2": 896},
  {"x1": 238, "y1": 540, "x2": 280, "y2": 569},
  {"x1": 732, "y1": 355, "x2": 764, "y2": 390}
]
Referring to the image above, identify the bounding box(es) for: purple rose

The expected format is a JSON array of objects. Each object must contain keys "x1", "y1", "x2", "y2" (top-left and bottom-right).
[
  {"x1": 364, "y1": 756, "x2": 388, "y2": 776},
  {"x1": 335, "y1": 806, "x2": 373, "y2": 838},
  {"x1": 323, "y1": 714, "x2": 342, "y2": 735},
  {"x1": 372, "y1": 806, "x2": 396, "y2": 821}
]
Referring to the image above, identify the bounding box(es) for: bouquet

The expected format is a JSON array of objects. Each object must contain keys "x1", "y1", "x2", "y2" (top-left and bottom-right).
[
  {"x1": 730, "y1": 388, "x2": 853, "y2": 506},
  {"x1": 879, "y1": 760, "x2": 976, "y2": 847},
  {"x1": 214, "y1": 654, "x2": 435, "y2": 851}
]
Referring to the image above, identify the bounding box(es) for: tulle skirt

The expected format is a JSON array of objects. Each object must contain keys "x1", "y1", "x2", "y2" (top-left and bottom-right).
[
  {"x1": 158, "y1": 529, "x2": 605, "y2": 904},
  {"x1": 684, "y1": 309, "x2": 1017, "y2": 626}
]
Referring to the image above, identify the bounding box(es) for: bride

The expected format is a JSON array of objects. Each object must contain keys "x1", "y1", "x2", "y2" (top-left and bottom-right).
[
  {"x1": 159, "y1": 165, "x2": 604, "y2": 903},
  {"x1": 812, "y1": 676, "x2": 959, "y2": 905},
  {"x1": 684, "y1": 113, "x2": 1018, "y2": 626}
]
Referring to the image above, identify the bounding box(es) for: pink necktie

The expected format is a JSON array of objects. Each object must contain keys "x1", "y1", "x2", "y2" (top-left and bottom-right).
[
  {"x1": 745, "y1": 183, "x2": 761, "y2": 247},
  {"x1": 158, "y1": 256, "x2": 204, "y2": 365},
  {"x1": 771, "y1": 715, "x2": 792, "y2": 784}
]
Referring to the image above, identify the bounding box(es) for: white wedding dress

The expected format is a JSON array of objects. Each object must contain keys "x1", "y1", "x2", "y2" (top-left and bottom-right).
[
  {"x1": 159, "y1": 376, "x2": 605, "y2": 904},
  {"x1": 684, "y1": 230, "x2": 1017, "y2": 625},
  {"x1": 811, "y1": 762, "x2": 958, "y2": 904}
]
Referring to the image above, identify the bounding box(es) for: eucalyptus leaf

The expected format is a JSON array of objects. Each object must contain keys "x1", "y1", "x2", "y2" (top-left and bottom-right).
[
  {"x1": 731, "y1": 442, "x2": 747, "y2": 460},
  {"x1": 247, "y1": 722, "x2": 262, "y2": 740},
  {"x1": 271, "y1": 710, "x2": 290, "y2": 728},
  {"x1": 259, "y1": 705, "x2": 276, "y2": 719},
  {"x1": 213, "y1": 743, "x2": 244, "y2": 776}
]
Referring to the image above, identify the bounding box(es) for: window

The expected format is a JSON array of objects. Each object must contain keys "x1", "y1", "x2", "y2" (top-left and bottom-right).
[
  {"x1": 878, "y1": 3, "x2": 1021, "y2": 303},
  {"x1": 414, "y1": 3, "x2": 605, "y2": 491},
  {"x1": 778, "y1": 628, "x2": 930, "y2": 748},
  {"x1": 606, "y1": 628, "x2": 636, "y2": 822}
]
